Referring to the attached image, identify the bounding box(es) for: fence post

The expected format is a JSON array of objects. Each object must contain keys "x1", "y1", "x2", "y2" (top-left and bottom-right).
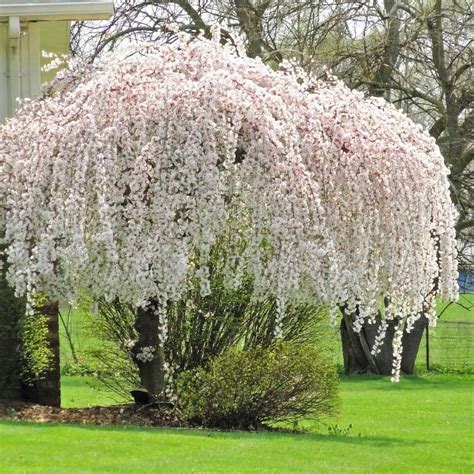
[{"x1": 426, "y1": 325, "x2": 430, "y2": 371}]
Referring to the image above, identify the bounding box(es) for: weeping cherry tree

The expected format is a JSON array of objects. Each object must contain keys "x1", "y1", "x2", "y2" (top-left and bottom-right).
[{"x1": 0, "y1": 31, "x2": 458, "y2": 398}]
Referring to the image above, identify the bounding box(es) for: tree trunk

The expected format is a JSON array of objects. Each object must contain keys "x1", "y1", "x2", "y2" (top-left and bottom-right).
[
  {"x1": 132, "y1": 303, "x2": 166, "y2": 400},
  {"x1": 400, "y1": 317, "x2": 427, "y2": 374},
  {"x1": 0, "y1": 244, "x2": 60, "y2": 406},
  {"x1": 23, "y1": 301, "x2": 61, "y2": 407},
  {"x1": 340, "y1": 310, "x2": 427, "y2": 376},
  {"x1": 0, "y1": 274, "x2": 25, "y2": 403}
]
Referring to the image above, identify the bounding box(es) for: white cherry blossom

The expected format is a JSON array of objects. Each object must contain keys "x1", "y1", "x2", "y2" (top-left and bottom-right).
[{"x1": 0, "y1": 34, "x2": 458, "y2": 381}]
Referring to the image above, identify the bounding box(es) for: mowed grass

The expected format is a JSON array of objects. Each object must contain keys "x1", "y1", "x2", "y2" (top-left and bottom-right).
[
  {"x1": 1, "y1": 296, "x2": 469, "y2": 472},
  {"x1": 0, "y1": 374, "x2": 472, "y2": 473},
  {"x1": 61, "y1": 377, "x2": 124, "y2": 408}
]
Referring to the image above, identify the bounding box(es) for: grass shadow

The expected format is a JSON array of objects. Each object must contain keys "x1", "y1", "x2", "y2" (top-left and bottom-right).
[
  {"x1": 0, "y1": 418, "x2": 425, "y2": 449},
  {"x1": 339, "y1": 373, "x2": 473, "y2": 391}
]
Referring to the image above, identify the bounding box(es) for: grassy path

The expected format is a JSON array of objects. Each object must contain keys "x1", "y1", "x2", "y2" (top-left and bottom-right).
[{"x1": 1, "y1": 374, "x2": 472, "y2": 473}]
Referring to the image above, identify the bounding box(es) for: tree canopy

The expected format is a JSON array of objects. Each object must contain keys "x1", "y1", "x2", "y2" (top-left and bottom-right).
[
  {"x1": 72, "y1": 1, "x2": 472, "y2": 262},
  {"x1": 0, "y1": 33, "x2": 458, "y2": 379}
]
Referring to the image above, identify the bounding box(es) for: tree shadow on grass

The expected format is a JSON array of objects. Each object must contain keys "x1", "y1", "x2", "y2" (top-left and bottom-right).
[
  {"x1": 339, "y1": 373, "x2": 473, "y2": 391},
  {"x1": 0, "y1": 419, "x2": 425, "y2": 448}
]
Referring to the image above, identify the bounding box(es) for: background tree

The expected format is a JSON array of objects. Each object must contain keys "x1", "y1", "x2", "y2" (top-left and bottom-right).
[{"x1": 325, "y1": 0, "x2": 472, "y2": 243}]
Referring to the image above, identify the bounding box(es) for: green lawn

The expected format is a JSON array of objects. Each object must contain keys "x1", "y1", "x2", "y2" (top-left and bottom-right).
[
  {"x1": 61, "y1": 377, "x2": 125, "y2": 408},
  {"x1": 1, "y1": 374, "x2": 472, "y2": 473},
  {"x1": 4, "y1": 297, "x2": 468, "y2": 472}
]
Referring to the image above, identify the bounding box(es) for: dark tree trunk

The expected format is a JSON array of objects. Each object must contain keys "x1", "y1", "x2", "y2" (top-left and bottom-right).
[
  {"x1": 0, "y1": 246, "x2": 61, "y2": 407},
  {"x1": 400, "y1": 317, "x2": 427, "y2": 374},
  {"x1": 132, "y1": 303, "x2": 166, "y2": 400},
  {"x1": 340, "y1": 310, "x2": 427, "y2": 376},
  {"x1": 340, "y1": 312, "x2": 375, "y2": 374},
  {"x1": 23, "y1": 301, "x2": 61, "y2": 407},
  {"x1": 0, "y1": 274, "x2": 25, "y2": 403}
]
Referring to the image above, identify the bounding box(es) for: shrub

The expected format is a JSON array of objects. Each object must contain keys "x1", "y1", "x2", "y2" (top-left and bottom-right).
[
  {"x1": 176, "y1": 342, "x2": 338, "y2": 429},
  {"x1": 18, "y1": 294, "x2": 54, "y2": 383},
  {"x1": 77, "y1": 243, "x2": 332, "y2": 400}
]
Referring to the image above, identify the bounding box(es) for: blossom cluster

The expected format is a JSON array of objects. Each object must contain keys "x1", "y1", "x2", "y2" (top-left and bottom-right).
[
  {"x1": 0, "y1": 33, "x2": 458, "y2": 380},
  {"x1": 135, "y1": 346, "x2": 156, "y2": 363}
]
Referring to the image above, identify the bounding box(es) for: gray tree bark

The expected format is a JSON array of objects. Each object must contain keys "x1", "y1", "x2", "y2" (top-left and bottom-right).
[
  {"x1": 340, "y1": 310, "x2": 427, "y2": 376},
  {"x1": 0, "y1": 274, "x2": 24, "y2": 403},
  {"x1": 132, "y1": 303, "x2": 166, "y2": 401}
]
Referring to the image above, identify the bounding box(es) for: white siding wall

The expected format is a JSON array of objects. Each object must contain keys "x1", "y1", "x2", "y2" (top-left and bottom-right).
[
  {"x1": 0, "y1": 22, "x2": 7, "y2": 119},
  {"x1": 0, "y1": 20, "x2": 67, "y2": 121}
]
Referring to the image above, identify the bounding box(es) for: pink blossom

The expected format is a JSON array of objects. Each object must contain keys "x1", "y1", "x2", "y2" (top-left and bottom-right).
[{"x1": 0, "y1": 35, "x2": 458, "y2": 381}]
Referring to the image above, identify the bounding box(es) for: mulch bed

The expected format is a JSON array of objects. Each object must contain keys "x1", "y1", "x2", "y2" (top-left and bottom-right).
[{"x1": 0, "y1": 402, "x2": 184, "y2": 428}]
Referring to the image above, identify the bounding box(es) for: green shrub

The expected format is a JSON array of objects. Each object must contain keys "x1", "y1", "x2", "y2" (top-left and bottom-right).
[
  {"x1": 176, "y1": 342, "x2": 338, "y2": 429},
  {"x1": 70, "y1": 241, "x2": 333, "y2": 402},
  {"x1": 18, "y1": 294, "x2": 54, "y2": 383},
  {"x1": 82, "y1": 278, "x2": 331, "y2": 401}
]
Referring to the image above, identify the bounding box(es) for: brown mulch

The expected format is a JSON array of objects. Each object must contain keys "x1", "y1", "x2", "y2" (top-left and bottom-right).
[{"x1": 0, "y1": 402, "x2": 184, "y2": 428}]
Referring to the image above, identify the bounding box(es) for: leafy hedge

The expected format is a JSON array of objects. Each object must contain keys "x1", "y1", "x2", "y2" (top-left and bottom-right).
[{"x1": 176, "y1": 342, "x2": 339, "y2": 429}]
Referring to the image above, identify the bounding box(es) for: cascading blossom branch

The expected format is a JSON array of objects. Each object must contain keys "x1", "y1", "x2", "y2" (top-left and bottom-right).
[
  {"x1": 283, "y1": 71, "x2": 459, "y2": 378},
  {"x1": 0, "y1": 32, "x2": 458, "y2": 380}
]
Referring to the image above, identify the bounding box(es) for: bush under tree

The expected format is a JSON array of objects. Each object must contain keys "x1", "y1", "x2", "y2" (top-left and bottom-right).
[
  {"x1": 176, "y1": 342, "x2": 339, "y2": 429},
  {"x1": 78, "y1": 245, "x2": 331, "y2": 402}
]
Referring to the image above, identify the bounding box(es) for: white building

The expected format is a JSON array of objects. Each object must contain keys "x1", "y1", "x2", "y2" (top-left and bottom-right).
[{"x1": 0, "y1": 0, "x2": 113, "y2": 120}]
